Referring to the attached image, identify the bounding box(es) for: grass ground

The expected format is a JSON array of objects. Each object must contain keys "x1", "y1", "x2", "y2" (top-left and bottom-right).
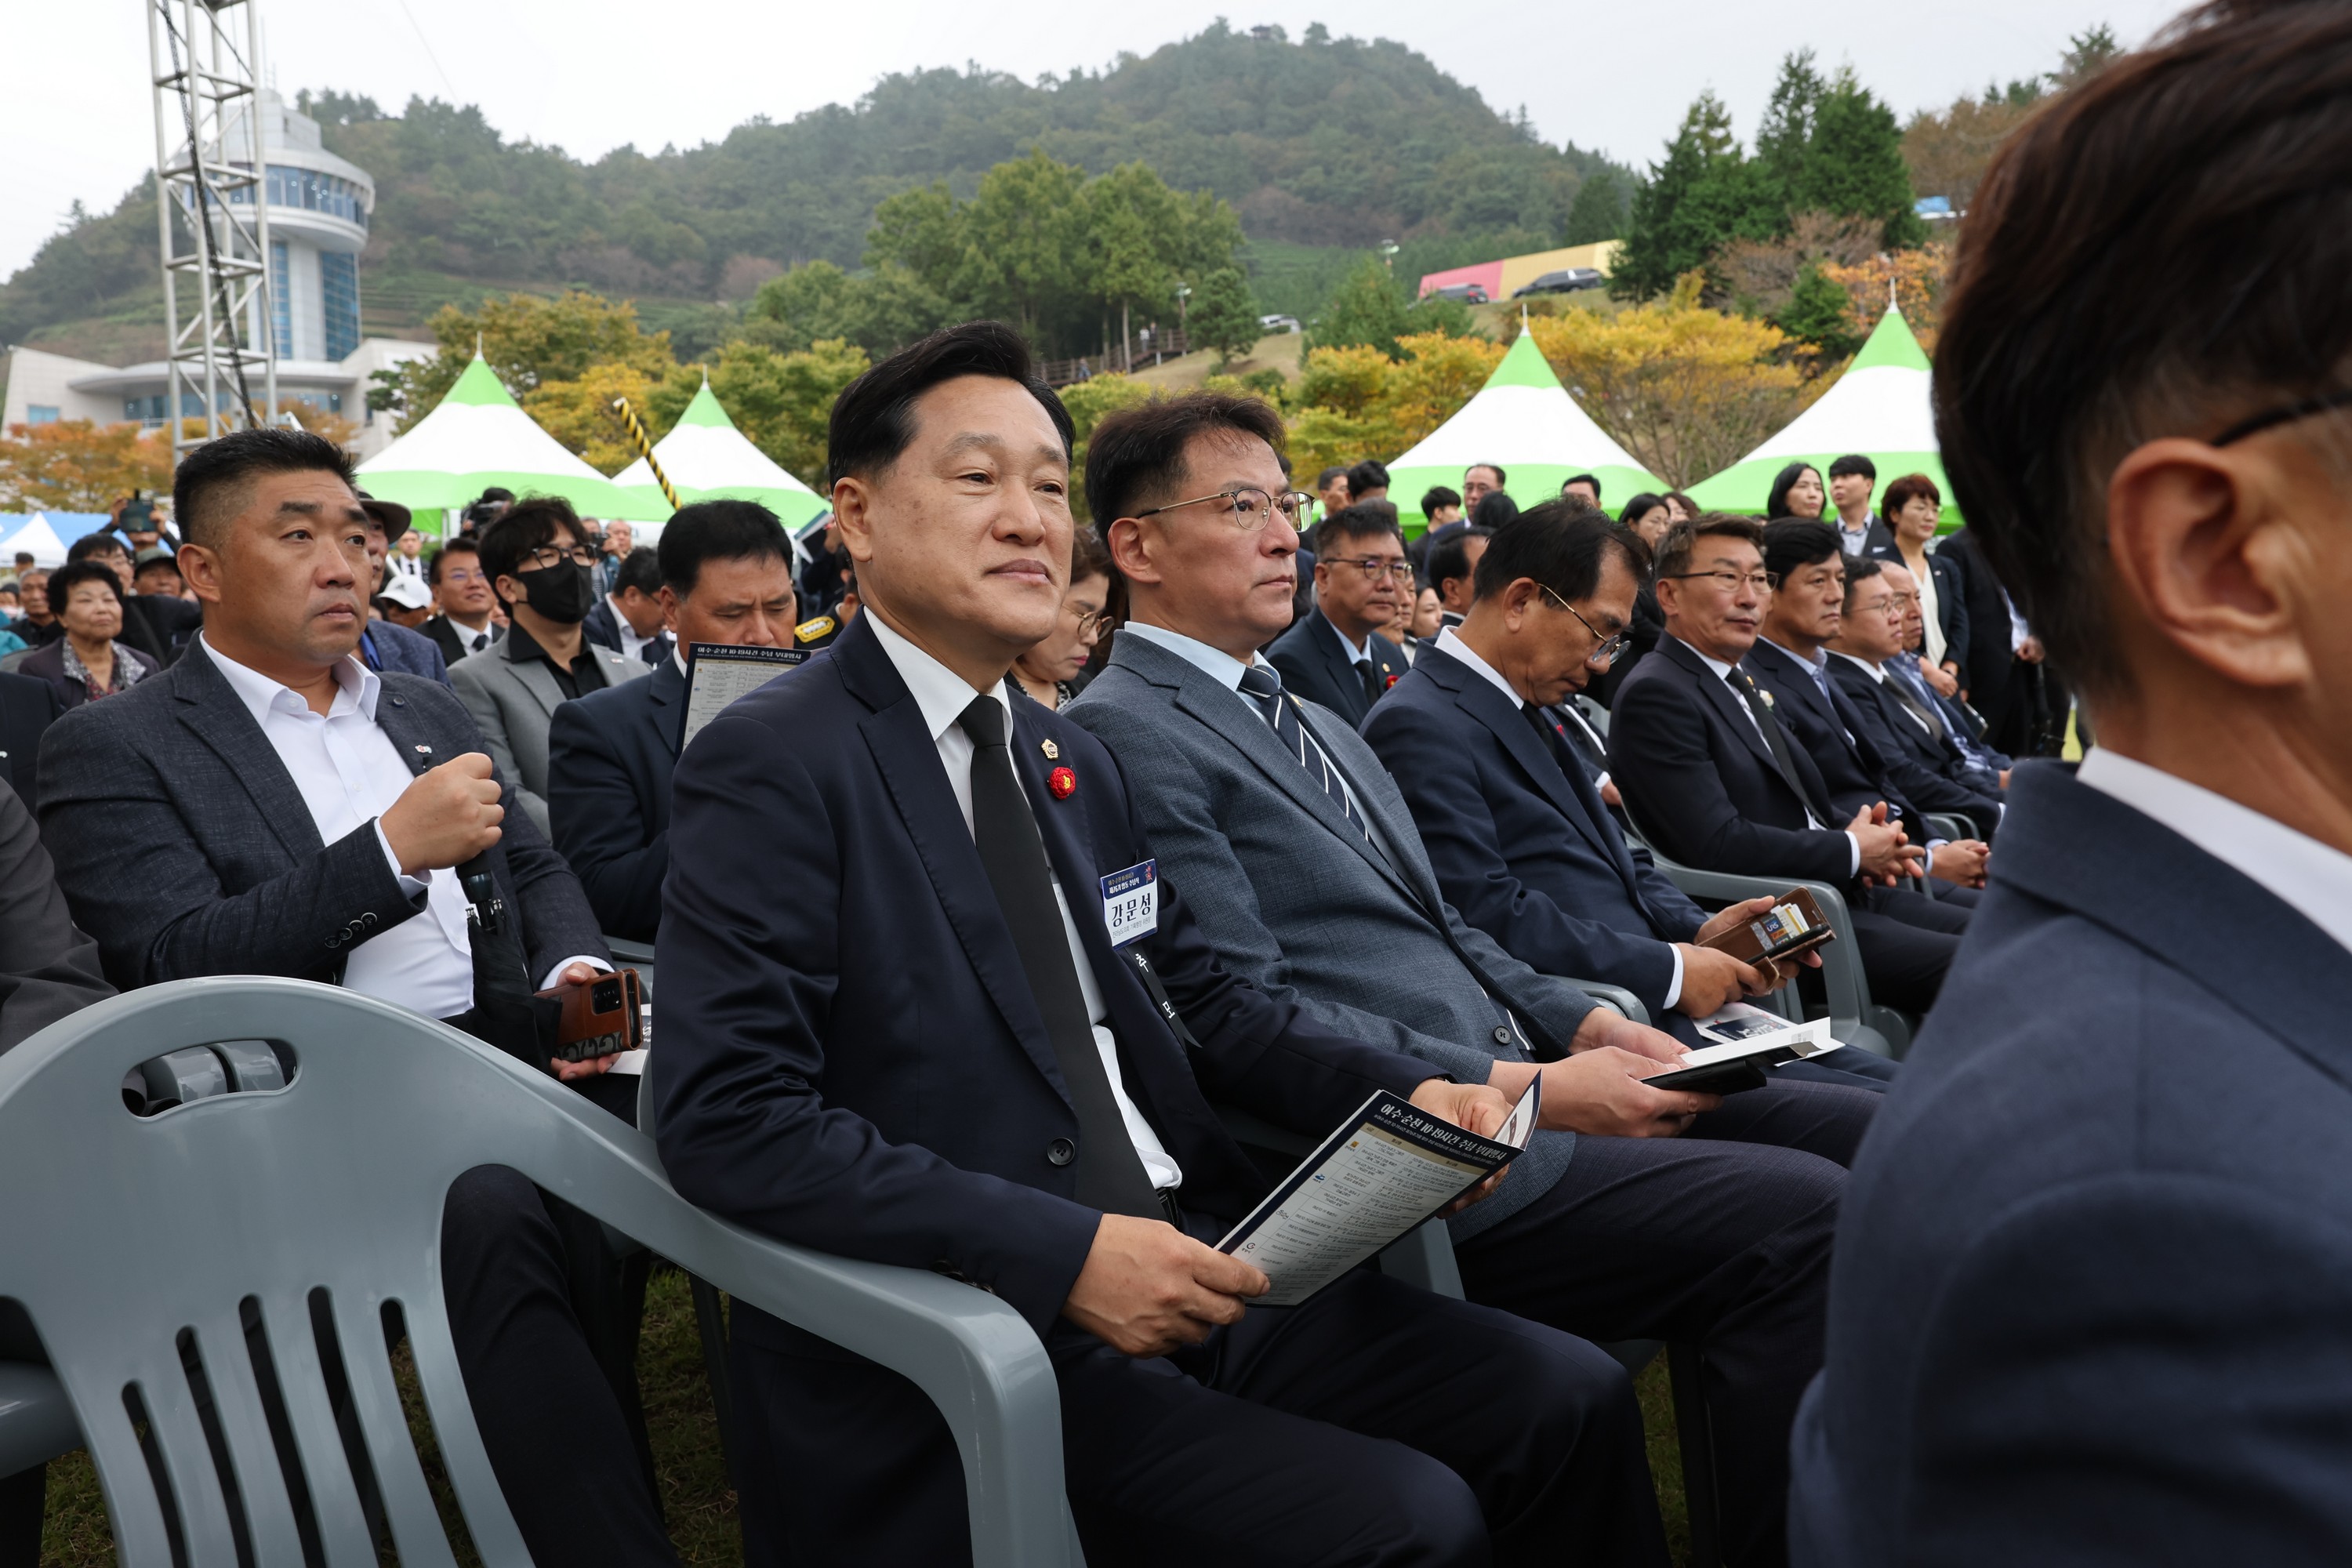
[{"x1": 37, "y1": 1269, "x2": 1693, "y2": 1566}]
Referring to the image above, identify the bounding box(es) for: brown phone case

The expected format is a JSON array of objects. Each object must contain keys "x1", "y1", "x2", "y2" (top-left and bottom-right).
[
  {"x1": 535, "y1": 969, "x2": 643, "y2": 1062},
  {"x1": 1698, "y1": 889, "x2": 1837, "y2": 967}
]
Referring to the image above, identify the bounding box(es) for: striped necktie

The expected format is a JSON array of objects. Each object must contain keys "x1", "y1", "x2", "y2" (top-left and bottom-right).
[{"x1": 1236, "y1": 663, "x2": 1370, "y2": 841}]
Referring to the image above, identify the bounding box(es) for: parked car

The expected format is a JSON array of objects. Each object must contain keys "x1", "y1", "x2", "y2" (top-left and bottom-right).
[
  {"x1": 1512, "y1": 268, "x2": 1605, "y2": 298},
  {"x1": 1428, "y1": 283, "x2": 1490, "y2": 305},
  {"x1": 1258, "y1": 313, "x2": 1303, "y2": 334}
]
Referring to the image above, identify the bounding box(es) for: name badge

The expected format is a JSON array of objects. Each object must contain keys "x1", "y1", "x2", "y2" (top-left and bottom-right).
[{"x1": 1099, "y1": 859, "x2": 1159, "y2": 947}]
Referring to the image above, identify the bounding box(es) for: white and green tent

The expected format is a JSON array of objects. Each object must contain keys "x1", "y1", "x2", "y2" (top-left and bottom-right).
[
  {"x1": 354, "y1": 355, "x2": 658, "y2": 524},
  {"x1": 615, "y1": 379, "x2": 828, "y2": 528},
  {"x1": 1384, "y1": 328, "x2": 1663, "y2": 531},
  {"x1": 1686, "y1": 307, "x2": 1956, "y2": 525}
]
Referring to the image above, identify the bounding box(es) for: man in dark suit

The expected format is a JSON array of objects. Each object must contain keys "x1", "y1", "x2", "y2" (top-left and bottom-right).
[
  {"x1": 1936, "y1": 521, "x2": 2055, "y2": 756},
  {"x1": 0, "y1": 785, "x2": 109, "y2": 1052},
  {"x1": 1745, "y1": 521, "x2": 1996, "y2": 885},
  {"x1": 0, "y1": 669, "x2": 60, "y2": 807},
  {"x1": 1362, "y1": 503, "x2": 1895, "y2": 1094},
  {"x1": 418, "y1": 535, "x2": 503, "y2": 666},
  {"x1": 1829, "y1": 562, "x2": 2004, "y2": 836},
  {"x1": 37, "y1": 426, "x2": 676, "y2": 1568},
  {"x1": 1073, "y1": 390, "x2": 1882, "y2": 1567},
  {"x1": 1265, "y1": 504, "x2": 1410, "y2": 723},
  {"x1": 655, "y1": 324, "x2": 1664, "y2": 1567},
  {"x1": 1416, "y1": 522, "x2": 1489, "y2": 652},
  {"x1": 1793, "y1": 11, "x2": 2352, "y2": 1557},
  {"x1": 583, "y1": 546, "x2": 672, "y2": 666},
  {"x1": 1874, "y1": 561, "x2": 2012, "y2": 793},
  {"x1": 550, "y1": 500, "x2": 799, "y2": 942},
  {"x1": 1825, "y1": 455, "x2": 1896, "y2": 559},
  {"x1": 1606, "y1": 516, "x2": 1967, "y2": 1014}
]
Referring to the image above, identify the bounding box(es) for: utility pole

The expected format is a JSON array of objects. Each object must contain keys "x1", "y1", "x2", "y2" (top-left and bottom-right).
[{"x1": 149, "y1": 0, "x2": 278, "y2": 463}]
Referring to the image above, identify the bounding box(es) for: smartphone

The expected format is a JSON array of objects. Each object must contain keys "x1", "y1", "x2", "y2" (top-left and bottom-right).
[{"x1": 535, "y1": 968, "x2": 644, "y2": 1062}]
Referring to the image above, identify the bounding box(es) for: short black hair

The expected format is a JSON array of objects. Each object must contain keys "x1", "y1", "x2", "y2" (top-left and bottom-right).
[
  {"x1": 44, "y1": 560, "x2": 125, "y2": 612},
  {"x1": 1316, "y1": 465, "x2": 1350, "y2": 490},
  {"x1": 656, "y1": 499, "x2": 791, "y2": 596},
  {"x1": 1842, "y1": 554, "x2": 1886, "y2": 605},
  {"x1": 1827, "y1": 453, "x2": 1877, "y2": 482},
  {"x1": 426, "y1": 536, "x2": 479, "y2": 586},
  {"x1": 1346, "y1": 458, "x2": 1389, "y2": 496},
  {"x1": 1312, "y1": 503, "x2": 1406, "y2": 556},
  {"x1": 171, "y1": 426, "x2": 355, "y2": 551},
  {"x1": 1472, "y1": 499, "x2": 1649, "y2": 603},
  {"x1": 1617, "y1": 492, "x2": 1668, "y2": 526},
  {"x1": 1425, "y1": 524, "x2": 1492, "y2": 592},
  {"x1": 1561, "y1": 473, "x2": 1602, "y2": 500},
  {"x1": 1653, "y1": 514, "x2": 1766, "y2": 581},
  {"x1": 826, "y1": 320, "x2": 1074, "y2": 489},
  {"x1": 1470, "y1": 490, "x2": 1520, "y2": 531},
  {"x1": 1420, "y1": 485, "x2": 1462, "y2": 516},
  {"x1": 613, "y1": 545, "x2": 664, "y2": 598},
  {"x1": 477, "y1": 495, "x2": 585, "y2": 605},
  {"x1": 1083, "y1": 390, "x2": 1287, "y2": 528},
  {"x1": 1762, "y1": 517, "x2": 1846, "y2": 583},
  {"x1": 67, "y1": 534, "x2": 129, "y2": 564},
  {"x1": 1766, "y1": 462, "x2": 1824, "y2": 521}
]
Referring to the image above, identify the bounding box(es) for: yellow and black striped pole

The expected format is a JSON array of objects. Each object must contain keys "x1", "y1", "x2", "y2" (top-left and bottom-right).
[{"x1": 612, "y1": 397, "x2": 678, "y2": 512}]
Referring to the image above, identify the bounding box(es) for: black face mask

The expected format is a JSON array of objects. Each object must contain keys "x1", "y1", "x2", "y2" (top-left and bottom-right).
[{"x1": 517, "y1": 561, "x2": 594, "y2": 625}]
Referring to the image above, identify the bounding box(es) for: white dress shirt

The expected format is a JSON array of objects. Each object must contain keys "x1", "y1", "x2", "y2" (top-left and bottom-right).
[
  {"x1": 865, "y1": 612, "x2": 1183, "y2": 1191},
  {"x1": 1671, "y1": 637, "x2": 1860, "y2": 874},
  {"x1": 2078, "y1": 750, "x2": 2352, "y2": 960},
  {"x1": 441, "y1": 616, "x2": 496, "y2": 657},
  {"x1": 207, "y1": 635, "x2": 481, "y2": 1018},
  {"x1": 1439, "y1": 627, "x2": 1686, "y2": 1007},
  {"x1": 387, "y1": 553, "x2": 426, "y2": 582},
  {"x1": 1837, "y1": 517, "x2": 1874, "y2": 557},
  {"x1": 1321, "y1": 609, "x2": 1376, "y2": 671},
  {"x1": 606, "y1": 594, "x2": 657, "y2": 663}
]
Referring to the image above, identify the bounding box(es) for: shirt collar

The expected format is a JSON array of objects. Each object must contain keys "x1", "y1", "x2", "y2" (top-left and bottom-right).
[
  {"x1": 1759, "y1": 634, "x2": 1828, "y2": 674},
  {"x1": 1671, "y1": 634, "x2": 1740, "y2": 682},
  {"x1": 1120, "y1": 620, "x2": 1256, "y2": 694},
  {"x1": 1827, "y1": 648, "x2": 1886, "y2": 683},
  {"x1": 864, "y1": 607, "x2": 1006, "y2": 745},
  {"x1": 1434, "y1": 626, "x2": 1522, "y2": 709},
  {"x1": 202, "y1": 631, "x2": 377, "y2": 725},
  {"x1": 1321, "y1": 609, "x2": 1372, "y2": 665},
  {"x1": 2078, "y1": 749, "x2": 2352, "y2": 960}
]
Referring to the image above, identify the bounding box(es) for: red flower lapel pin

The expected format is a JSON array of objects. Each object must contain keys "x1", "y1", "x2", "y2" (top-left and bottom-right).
[{"x1": 1047, "y1": 765, "x2": 1077, "y2": 800}]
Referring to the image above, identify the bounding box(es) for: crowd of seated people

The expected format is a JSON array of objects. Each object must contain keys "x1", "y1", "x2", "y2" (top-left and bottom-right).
[{"x1": 6, "y1": 16, "x2": 2339, "y2": 1556}]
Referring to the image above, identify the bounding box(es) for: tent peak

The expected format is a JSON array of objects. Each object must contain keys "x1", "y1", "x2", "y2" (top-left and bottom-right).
[{"x1": 1484, "y1": 327, "x2": 1567, "y2": 392}]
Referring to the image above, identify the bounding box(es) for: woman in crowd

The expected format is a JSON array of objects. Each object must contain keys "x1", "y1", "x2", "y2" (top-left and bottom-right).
[
  {"x1": 1617, "y1": 492, "x2": 1672, "y2": 551},
  {"x1": 1882, "y1": 472, "x2": 1969, "y2": 696},
  {"x1": 20, "y1": 561, "x2": 159, "y2": 710},
  {"x1": 1407, "y1": 581, "x2": 1443, "y2": 643},
  {"x1": 1009, "y1": 527, "x2": 1112, "y2": 710},
  {"x1": 1766, "y1": 461, "x2": 1827, "y2": 521},
  {"x1": 1664, "y1": 490, "x2": 1698, "y2": 523}
]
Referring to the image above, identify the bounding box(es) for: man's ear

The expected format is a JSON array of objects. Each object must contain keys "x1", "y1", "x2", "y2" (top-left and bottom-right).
[
  {"x1": 2107, "y1": 437, "x2": 2309, "y2": 690},
  {"x1": 1102, "y1": 517, "x2": 1159, "y2": 586},
  {"x1": 830, "y1": 476, "x2": 876, "y2": 566}
]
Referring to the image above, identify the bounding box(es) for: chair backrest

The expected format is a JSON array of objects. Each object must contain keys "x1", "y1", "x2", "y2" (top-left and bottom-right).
[{"x1": 0, "y1": 978, "x2": 1076, "y2": 1567}]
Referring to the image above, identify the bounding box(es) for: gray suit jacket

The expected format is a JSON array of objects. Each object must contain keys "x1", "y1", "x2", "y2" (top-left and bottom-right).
[
  {"x1": 0, "y1": 782, "x2": 110, "y2": 1051},
  {"x1": 35, "y1": 638, "x2": 603, "y2": 994},
  {"x1": 1064, "y1": 630, "x2": 1597, "y2": 1240},
  {"x1": 449, "y1": 633, "x2": 648, "y2": 834}
]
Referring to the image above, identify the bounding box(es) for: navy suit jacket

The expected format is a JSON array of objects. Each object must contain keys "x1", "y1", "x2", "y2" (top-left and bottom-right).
[
  {"x1": 1361, "y1": 645, "x2": 1705, "y2": 1025},
  {"x1": 1266, "y1": 608, "x2": 1407, "y2": 728},
  {"x1": 547, "y1": 655, "x2": 682, "y2": 942},
  {"x1": 0, "y1": 670, "x2": 61, "y2": 808},
  {"x1": 1827, "y1": 655, "x2": 2004, "y2": 828},
  {"x1": 1606, "y1": 635, "x2": 1856, "y2": 885},
  {"x1": 1791, "y1": 762, "x2": 2352, "y2": 1563},
  {"x1": 652, "y1": 614, "x2": 1437, "y2": 1343},
  {"x1": 1744, "y1": 638, "x2": 1926, "y2": 827},
  {"x1": 360, "y1": 619, "x2": 452, "y2": 687}
]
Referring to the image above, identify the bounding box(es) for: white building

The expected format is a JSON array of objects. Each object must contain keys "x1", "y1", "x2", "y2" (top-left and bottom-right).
[{"x1": 0, "y1": 91, "x2": 430, "y2": 460}]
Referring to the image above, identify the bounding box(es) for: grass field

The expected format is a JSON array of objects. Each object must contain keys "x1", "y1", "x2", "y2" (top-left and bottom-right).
[{"x1": 36, "y1": 1267, "x2": 1694, "y2": 1566}]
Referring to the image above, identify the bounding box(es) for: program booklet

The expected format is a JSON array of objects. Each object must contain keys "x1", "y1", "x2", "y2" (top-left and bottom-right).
[
  {"x1": 678, "y1": 642, "x2": 808, "y2": 752},
  {"x1": 1642, "y1": 1004, "x2": 1841, "y2": 1094},
  {"x1": 1217, "y1": 1080, "x2": 1541, "y2": 1308}
]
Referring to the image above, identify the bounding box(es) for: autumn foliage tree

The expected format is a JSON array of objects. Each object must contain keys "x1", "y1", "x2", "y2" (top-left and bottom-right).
[
  {"x1": 0, "y1": 419, "x2": 174, "y2": 511},
  {"x1": 1286, "y1": 333, "x2": 1504, "y2": 482},
  {"x1": 1526, "y1": 274, "x2": 1819, "y2": 488}
]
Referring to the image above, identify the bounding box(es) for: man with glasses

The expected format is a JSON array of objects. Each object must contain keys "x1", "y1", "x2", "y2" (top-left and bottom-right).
[
  {"x1": 1606, "y1": 515, "x2": 1965, "y2": 1015},
  {"x1": 1266, "y1": 503, "x2": 1412, "y2": 724},
  {"x1": 1072, "y1": 395, "x2": 1882, "y2": 1566},
  {"x1": 421, "y1": 537, "x2": 504, "y2": 664},
  {"x1": 1827, "y1": 561, "x2": 2005, "y2": 836},
  {"x1": 452, "y1": 497, "x2": 648, "y2": 833}
]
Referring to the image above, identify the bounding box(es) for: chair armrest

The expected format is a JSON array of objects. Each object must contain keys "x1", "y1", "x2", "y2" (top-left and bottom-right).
[
  {"x1": 1923, "y1": 814, "x2": 1974, "y2": 844},
  {"x1": 1564, "y1": 978, "x2": 1650, "y2": 1026},
  {"x1": 604, "y1": 937, "x2": 656, "y2": 966},
  {"x1": 0, "y1": 1363, "x2": 78, "y2": 1478}
]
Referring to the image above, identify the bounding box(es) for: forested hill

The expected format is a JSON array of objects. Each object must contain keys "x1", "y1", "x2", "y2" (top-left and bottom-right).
[{"x1": 0, "y1": 20, "x2": 1631, "y2": 357}]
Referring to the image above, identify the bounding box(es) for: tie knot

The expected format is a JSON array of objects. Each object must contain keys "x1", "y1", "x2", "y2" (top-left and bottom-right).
[
  {"x1": 1236, "y1": 663, "x2": 1284, "y2": 701},
  {"x1": 956, "y1": 694, "x2": 1007, "y2": 750}
]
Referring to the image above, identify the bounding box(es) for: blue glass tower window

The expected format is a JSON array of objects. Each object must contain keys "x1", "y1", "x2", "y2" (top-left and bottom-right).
[
  {"x1": 270, "y1": 240, "x2": 292, "y2": 359},
  {"x1": 321, "y1": 252, "x2": 361, "y2": 361}
]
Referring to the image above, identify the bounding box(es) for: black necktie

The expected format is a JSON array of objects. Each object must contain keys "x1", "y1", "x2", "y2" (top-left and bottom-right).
[
  {"x1": 1237, "y1": 664, "x2": 1370, "y2": 842},
  {"x1": 1882, "y1": 667, "x2": 1944, "y2": 737},
  {"x1": 956, "y1": 697, "x2": 1161, "y2": 1219},
  {"x1": 1359, "y1": 657, "x2": 1385, "y2": 708},
  {"x1": 1730, "y1": 670, "x2": 1838, "y2": 826}
]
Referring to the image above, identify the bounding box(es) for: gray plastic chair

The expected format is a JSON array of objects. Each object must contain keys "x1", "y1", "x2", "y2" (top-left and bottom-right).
[{"x1": 0, "y1": 977, "x2": 1077, "y2": 1567}]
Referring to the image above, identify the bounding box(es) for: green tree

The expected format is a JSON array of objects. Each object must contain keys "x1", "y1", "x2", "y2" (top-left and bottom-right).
[
  {"x1": 1774, "y1": 260, "x2": 1866, "y2": 362},
  {"x1": 1798, "y1": 72, "x2": 1925, "y2": 249},
  {"x1": 863, "y1": 181, "x2": 967, "y2": 296},
  {"x1": 1564, "y1": 168, "x2": 1628, "y2": 244},
  {"x1": 1186, "y1": 267, "x2": 1261, "y2": 365},
  {"x1": 742, "y1": 260, "x2": 952, "y2": 358},
  {"x1": 376, "y1": 290, "x2": 675, "y2": 431},
  {"x1": 1614, "y1": 94, "x2": 1764, "y2": 299},
  {"x1": 1308, "y1": 257, "x2": 1475, "y2": 357},
  {"x1": 1751, "y1": 51, "x2": 1827, "y2": 217},
  {"x1": 959, "y1": 150, "x2": 1091, "y2": 344}
]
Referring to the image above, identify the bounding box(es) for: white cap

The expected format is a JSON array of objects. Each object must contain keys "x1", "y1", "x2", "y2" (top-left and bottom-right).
[{"x1": 374, "y1": 573, "x2": 431, "y2": 612}]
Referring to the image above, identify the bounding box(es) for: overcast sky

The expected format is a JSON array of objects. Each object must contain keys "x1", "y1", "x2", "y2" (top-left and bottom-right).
[{"x1": 11, "y1": 0, "x2": 2186, "y2": 285}]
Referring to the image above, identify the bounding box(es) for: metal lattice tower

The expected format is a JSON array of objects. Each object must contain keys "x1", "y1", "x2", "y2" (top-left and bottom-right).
[{"x1": 148, "y1": 0, "x2": 278, "y2": 462}]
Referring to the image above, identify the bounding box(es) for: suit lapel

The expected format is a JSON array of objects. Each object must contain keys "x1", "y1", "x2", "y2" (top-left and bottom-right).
[
  {"x1": 1310, "y1": 612, "x2": 1370, "y2": 722},
  {"x1": 644, "y1": 657, "x2": 684, "y2": 758},
  {"x1": 840, "y1": 622, "x2": 1073, "y2": 1108},
  {"x1": 504, "y1": 643, "x2": 565, "y2": 718},
  {"x1": 169, "y1": 644, "x2": 322, "y2": 862},
  {"x1": 1664, "y1": 637, "x2": 1787, "y2": 780},
  {"x1": 1425, "y1": 648, "x2": 1617, "y2": 867}
]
